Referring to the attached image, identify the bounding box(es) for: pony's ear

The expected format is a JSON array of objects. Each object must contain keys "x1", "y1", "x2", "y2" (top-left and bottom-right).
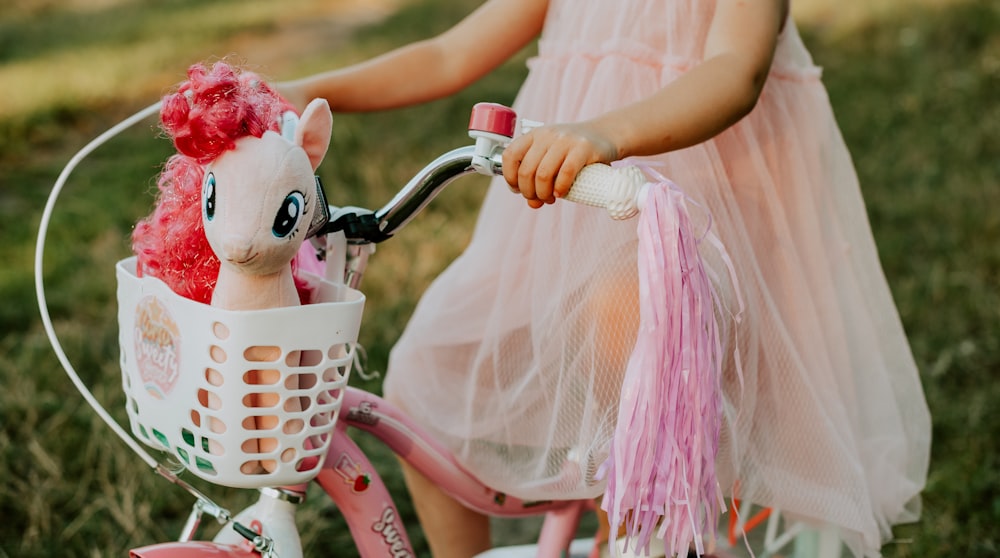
[{"x1": 295, "y1": 98, "x2": 333, "y2": 171}]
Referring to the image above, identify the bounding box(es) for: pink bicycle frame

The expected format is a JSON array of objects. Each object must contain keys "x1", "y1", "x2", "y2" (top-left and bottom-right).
[{"x1": 316, "y1": 387, "x2": 590, "y2": 557}]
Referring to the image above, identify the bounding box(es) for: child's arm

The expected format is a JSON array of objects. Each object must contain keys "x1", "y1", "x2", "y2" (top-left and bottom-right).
[
  {"x1": 278, "y1": 0, "x2": 548, "y2": 112},
  {"x1": 503, "y1": 0, "x2": 790, "y2": 208}
]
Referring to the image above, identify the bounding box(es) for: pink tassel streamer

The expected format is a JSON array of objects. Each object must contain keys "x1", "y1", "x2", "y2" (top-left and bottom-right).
[{"x1": 600, "y1": 181, "x2": 728, "y2": 557}]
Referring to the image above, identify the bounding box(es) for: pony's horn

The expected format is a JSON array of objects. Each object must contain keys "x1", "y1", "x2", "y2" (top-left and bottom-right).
[{"x1": 280, "y1": 111, "x2": 299, "y2": 142}]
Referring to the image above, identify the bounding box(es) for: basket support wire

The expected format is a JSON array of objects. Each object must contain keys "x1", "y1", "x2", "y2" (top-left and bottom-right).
[
  {"x1": 33, "y1": 102, "x2": 239, "y2": 518},
  {"x1": 35, "y1": 100, "x2": 163, "y2": 469}
]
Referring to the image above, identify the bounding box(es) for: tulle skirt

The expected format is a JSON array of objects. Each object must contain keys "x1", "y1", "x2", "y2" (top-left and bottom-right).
[{"x1": 385, "y1": 4, "x2": 930, "y2": 555}]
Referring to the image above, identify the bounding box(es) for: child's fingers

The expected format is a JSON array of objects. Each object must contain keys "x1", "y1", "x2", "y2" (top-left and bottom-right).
[
  {"x1": 502, "y1": 133, "x2": 532, "y2": 192},
  {"x1": 554, "y1": 148, "x2": 591, "y2": 199},
  {"x1": 514, "y1": 142, "x2": 548, "y2": 202},
  {"x1": 533, "y1": 148, "x2": 569, "y2": 203}
]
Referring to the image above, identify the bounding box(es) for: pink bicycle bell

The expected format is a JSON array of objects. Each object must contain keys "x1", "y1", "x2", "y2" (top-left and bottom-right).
[
  {"x1": 469, "y1": 102, "x2": 517, "y2": 137},
  {"x1": 468, "y1": 102, "x2": 517, "y2": 175}
]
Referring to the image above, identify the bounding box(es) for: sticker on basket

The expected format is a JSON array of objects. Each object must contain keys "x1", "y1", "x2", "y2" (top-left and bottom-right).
[
  {"x1": 334, "y1": 452, "x2": 371, "y2": 493},
  {"x1": 133, "y1": 296, "x2": 182, "y2": 399}
]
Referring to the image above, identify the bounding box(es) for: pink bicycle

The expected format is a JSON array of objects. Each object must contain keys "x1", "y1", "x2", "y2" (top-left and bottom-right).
[{"x1": 36, "y1": 102, "x2": 843, "y2": 558}]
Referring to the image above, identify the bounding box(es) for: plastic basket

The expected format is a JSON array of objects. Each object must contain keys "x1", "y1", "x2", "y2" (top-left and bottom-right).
[{"x1": 116, "y1": 256, "x2": 365, "y2": 488}]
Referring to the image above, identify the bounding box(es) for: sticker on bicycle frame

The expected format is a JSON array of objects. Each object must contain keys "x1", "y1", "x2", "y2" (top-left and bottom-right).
[
  {"x1": 133, "y1": 296, "x2": 181, "y2": 399},
  {"x1": 372, "y1": 507, "x2": 412, "y2": 558},
  {"x1": 334, "y1": 452, "x2": 371, "y2": 493},
  {"x1": 346, "y1": 400, "x2": 380, "y2": 426}
]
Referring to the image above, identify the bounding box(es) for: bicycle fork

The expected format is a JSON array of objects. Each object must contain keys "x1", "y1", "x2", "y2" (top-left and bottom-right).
[
  {"x1": 129, "y1": 484, "x2": 297, "y2": 558},
  {"x1": 212, "y1": 487, "x2": 305, "y2": 558}
]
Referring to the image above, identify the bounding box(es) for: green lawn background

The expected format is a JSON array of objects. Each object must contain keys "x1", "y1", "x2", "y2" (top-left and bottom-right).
[{"x1": 1, "y1": 0, "x2": 997, "y2": 556}]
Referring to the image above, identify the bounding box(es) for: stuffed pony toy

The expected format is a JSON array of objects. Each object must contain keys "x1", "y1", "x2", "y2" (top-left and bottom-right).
[
  {"x1": 132, "y1": 61, "x2": 330, "y2": 305},
  {"x1": 132, "y1": 61, "x2": 333, "y2": 472}
]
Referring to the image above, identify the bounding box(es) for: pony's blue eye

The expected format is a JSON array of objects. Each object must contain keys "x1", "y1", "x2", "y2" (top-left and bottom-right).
[
  {"x1": 203, "y1": 172, "x2": 216, "y2": 221},
  {"x1": 273, "y1": 191, "x2": 305, "y2": 238}
]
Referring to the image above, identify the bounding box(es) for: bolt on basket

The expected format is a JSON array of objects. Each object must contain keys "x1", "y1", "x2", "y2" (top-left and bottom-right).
[{"x1": 116, "y1": 256, "x2": 365, "y2": 488}]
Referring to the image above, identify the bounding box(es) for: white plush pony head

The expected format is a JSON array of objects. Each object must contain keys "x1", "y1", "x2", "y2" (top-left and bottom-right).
[
  {"x1": 203, "y1": 99, "x2": 331, "y2": 274},
  {"x1": 133, "y1": 61, "x2": 334, "y2": 307},
  {"x1": 202, "y1": 98, "x2": 332, "y2": 310}
]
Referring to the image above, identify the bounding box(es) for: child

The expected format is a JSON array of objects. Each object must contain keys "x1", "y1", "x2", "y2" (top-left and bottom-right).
[{"x1": 279, "y1": 0, "x2": 931, "y2": 556}]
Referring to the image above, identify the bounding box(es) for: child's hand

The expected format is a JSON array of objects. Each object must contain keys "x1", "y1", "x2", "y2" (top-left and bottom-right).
[{"x1": 502, "y1": 122, "x2": 618, "y2": 208}]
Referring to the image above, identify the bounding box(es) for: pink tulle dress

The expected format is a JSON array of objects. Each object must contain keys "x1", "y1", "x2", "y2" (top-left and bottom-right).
[{"x1": 383, "y1": 1, "x2": 931, "y2": 555}]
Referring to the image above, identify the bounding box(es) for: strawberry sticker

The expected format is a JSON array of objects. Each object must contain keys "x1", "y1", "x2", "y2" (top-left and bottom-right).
[
  {"x1": 335, "y1": 453, "x2": 372, "y2": 493},
  {"x1": 353, "y1": 474, "x2": 371, "y2": 493}
]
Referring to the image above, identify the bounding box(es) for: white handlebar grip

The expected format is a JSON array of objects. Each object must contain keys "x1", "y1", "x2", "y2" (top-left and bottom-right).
[{"x1": 564, "y1": 164, "x2": 648, "y2": 220}]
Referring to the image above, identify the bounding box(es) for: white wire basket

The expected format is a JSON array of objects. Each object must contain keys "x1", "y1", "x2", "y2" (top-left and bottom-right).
[{"x1": 116, "y1": 256, "x2": 365, "y2": 488}]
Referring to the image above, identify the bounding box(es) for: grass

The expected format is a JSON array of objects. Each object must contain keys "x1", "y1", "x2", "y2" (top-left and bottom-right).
[{"x1": 2, "y1": 0, "x2": 998, "y2": 556}]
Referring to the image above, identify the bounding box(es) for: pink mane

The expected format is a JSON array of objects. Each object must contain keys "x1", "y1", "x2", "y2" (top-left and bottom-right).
[{"x1": 132, "y1": 61, "x2": 311, "y2": 304}]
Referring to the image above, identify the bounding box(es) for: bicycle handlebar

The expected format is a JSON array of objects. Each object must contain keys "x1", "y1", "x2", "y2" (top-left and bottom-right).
[
  {"x1": 560, "y1": 163, "x2": 648, "y2": 220},
  {"x1": 322, "y1": 103, "x2": 649, "y2": 244},
  {"x1": 318, "y1": 145, "x2": 485, "y2": 243}
]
